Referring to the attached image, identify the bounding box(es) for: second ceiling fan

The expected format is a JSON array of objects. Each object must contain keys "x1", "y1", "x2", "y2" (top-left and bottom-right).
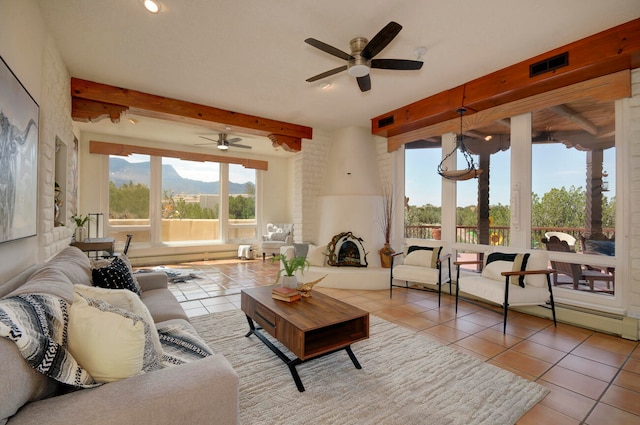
[
  {"x1": 197, "y1": 133, "x2": 251, "y2": 151},
  {"x1": 305, "y1": 21, "x2": 423, "y2": 92}
]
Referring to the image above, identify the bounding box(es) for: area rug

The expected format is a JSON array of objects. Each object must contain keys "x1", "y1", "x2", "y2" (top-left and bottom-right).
[
  {"x1": 135, "y1": 266, "x2": 201, "y2": 283},
  {"x1": 191, "y1": 310, "x2": 549, "y2": 425}
]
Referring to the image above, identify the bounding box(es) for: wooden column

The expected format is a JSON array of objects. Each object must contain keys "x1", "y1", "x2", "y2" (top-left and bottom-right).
[{"x1": 585, "y1": 149, "x2": 605, "y2": 236}]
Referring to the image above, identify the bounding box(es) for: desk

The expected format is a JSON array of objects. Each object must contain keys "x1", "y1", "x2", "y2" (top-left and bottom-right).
[{"x1": 71, "y1": 237, "x2": 115, "y2": 257}]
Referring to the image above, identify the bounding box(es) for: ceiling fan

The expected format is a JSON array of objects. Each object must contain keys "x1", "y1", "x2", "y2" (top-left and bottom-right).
[
  {"x1": 305, "y1": 21, "x2": 423, "y2": 92},
  {"x1": 196, "y1": 133, "x2": 251, "y2": 151}
]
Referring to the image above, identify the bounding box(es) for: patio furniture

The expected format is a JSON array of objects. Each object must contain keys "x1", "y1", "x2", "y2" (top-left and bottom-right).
[
  {"x1": 543, "y1": 236, "x2": 614, "y2": 291},
  {"x1": 545, "y1": 231, "x2": 576, "y2": 250}
]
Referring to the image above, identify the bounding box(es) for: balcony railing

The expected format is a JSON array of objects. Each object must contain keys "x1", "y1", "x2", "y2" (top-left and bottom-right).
[{"x1": 405, "y1": 225, "x2": 614, "y2": 249}]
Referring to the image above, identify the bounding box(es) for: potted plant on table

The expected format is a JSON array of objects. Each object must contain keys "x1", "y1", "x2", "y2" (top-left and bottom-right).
[
  {"x1": 271, "y1": 254, "x2": 310, "y2": 289},
  {"x1": 70, "y1": 214, "x2": 91, "y2": 243}
]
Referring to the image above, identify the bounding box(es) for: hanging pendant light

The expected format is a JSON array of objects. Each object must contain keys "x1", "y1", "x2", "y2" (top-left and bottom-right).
[{"x1": 437, "y1": 107, "x2": 483, "y2": 181}]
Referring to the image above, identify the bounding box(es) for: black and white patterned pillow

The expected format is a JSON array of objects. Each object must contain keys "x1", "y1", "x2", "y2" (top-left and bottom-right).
[{"x1": 92, "y1": 257, "x2": 141, "y2": 295}]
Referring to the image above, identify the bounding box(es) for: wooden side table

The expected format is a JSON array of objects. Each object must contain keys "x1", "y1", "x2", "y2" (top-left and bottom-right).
[{"x1": 71, "y1": 237, "x2": 115, "y2": 257}]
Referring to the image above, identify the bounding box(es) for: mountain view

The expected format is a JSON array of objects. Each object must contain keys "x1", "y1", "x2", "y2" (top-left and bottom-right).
[{"x1": 109, "y1": 158, "x2": 252, "y2": 194}]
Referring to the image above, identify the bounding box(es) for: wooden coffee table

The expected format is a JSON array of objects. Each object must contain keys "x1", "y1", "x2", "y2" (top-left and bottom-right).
[{"x1": 241, "y1": 286, "x2": 369, "y2": 392}]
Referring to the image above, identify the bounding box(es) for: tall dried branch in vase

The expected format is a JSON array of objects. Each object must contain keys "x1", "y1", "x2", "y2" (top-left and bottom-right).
[{"x1": 378, "y1": 183, "x2": 395, "y2": 268}]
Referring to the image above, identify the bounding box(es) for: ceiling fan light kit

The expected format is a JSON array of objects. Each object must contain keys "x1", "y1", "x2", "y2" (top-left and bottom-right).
[
  {"x1": 437, "y1": 108, "x2": 483, "y2": 181},
  {"x1": 143, "y1": 0, "x2": 161, "y2": 13},
  {"x1": 305, "y1": 21, "x2": 423, "y2": 92}
]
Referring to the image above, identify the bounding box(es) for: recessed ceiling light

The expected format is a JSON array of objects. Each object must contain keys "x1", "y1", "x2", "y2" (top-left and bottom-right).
[
  {"x1": 127, "y1": 118, "x2": 138, "y2": 125},
  {"x1": 319, "y1": 82, "x2": 332, "y2": 90},
  {"x1": 143, "y1": 0, "x2": 161, "y2": 13}
]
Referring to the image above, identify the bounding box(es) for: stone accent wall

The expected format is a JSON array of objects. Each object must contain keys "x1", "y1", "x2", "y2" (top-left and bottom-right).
[{"x1": 38, "y1": 35, "x2": 75, "y2": 259}]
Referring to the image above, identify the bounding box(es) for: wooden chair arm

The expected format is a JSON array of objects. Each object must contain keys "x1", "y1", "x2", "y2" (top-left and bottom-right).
[
  {"x1": 501, "y1": 269, "x2": 555, "y2": 277},
  {"x1": 436, "y1": 253, "x2": 451, "y2": 264},
  {"x1": 391, "y1": 252, "x2": 404, "y2": 258}
]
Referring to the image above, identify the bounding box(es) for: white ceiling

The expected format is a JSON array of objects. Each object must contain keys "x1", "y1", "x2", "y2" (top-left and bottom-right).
[{"x1": 37, "y1": 0, "x2": 640, "y2": 156}]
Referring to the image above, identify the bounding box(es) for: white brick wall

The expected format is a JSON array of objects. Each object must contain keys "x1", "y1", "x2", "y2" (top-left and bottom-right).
[
  {"x1": 628, "y1": 69, "x2": 640, "y2": 317},
  {"x1": 38, "y1": 35, "x2": 75, "y2": 259}
]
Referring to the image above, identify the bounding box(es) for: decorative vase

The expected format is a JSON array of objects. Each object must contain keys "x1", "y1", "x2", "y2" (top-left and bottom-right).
[
  {"x1": 75, "y1": 226, "x2": 87, "y2": 243},
  {"x1": 281, "y1": 275, "x2": 298, "y2": 289},
  {"x1": 379, "y1": 243, "x2": 395, "y2": 268}
]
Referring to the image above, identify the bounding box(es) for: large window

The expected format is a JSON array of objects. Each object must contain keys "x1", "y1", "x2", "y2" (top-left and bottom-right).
[{"x1": 107, "y1": 153, "x2": 258, "y2": 246}]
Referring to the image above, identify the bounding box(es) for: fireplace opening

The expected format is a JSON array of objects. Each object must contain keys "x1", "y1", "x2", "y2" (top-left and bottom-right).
[{"x1": 327, "y1": 232, "x2": 368, "y2": 267}]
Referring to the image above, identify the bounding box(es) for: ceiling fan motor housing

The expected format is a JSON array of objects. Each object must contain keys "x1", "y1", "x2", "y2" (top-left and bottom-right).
[{"x1": 348, "y1": 37, "x2": 371, "y2": 77}]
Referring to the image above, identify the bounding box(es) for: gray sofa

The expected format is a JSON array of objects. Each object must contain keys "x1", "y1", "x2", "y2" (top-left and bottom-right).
[{"x1": 0, "y1": 247, "x2": 239, "y2": 425}]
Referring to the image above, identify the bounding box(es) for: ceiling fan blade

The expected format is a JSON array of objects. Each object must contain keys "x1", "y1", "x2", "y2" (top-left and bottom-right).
[
  {"x1": 361, "y1": 21, "x2": 402, "y2": 59},
  {"x1": 371, "y1": 59, "x2": 423, "y2": 70},
  {"x1": 356, "y1": 75, "x2": 371, "y2": 92},
  {"x1": 198, "y1": 135, "x2": 218, "y2": 142},
  {"x1": 306, "y1": 65, "x2": 348, "y2": 82},
  {"x1": 304, "y1": 38, "x2": 353, "y2": 61},
  {"x1": 227, "y1": 137, "x2": 242, "y2": 144},
  {"x1": 230, "y1": 143, "x2": 252, "y2": 149}
]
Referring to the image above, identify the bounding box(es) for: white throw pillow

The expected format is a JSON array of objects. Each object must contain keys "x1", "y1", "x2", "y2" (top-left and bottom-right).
[
  {"x1": 482, "y1": 260, "x2": 513, "y2": 282},
  {"x1": 68, "y1": 293, "x2": 146, "y2": 383},
  {"x1": 307, "y1": 244, "x2": 327, "y2": 267},
  {"x1": 74, "y1": 285, "x2": 162, "y2": 357},
  {"x1": 403, "y1": 250, "x2": 433, "y2": 267}
]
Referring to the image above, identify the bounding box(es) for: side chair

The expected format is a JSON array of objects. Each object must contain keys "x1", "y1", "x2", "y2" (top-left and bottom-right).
[{"x1": 389, "y1": 239, "x2": 451, "y2": 307}]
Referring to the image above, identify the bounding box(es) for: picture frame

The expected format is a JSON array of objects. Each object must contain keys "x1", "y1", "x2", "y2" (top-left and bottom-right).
[{"x1": 0, "y1": 55, "x2": 39, "y2": 243}]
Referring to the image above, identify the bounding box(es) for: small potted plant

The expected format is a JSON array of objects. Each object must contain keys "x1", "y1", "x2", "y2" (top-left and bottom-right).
[
  {"x1": 271, "y1": 254, "x2": 310, "y2": 289},
  {"x1": 70, "y1": 214, "x2": 91, "y2": 242}
]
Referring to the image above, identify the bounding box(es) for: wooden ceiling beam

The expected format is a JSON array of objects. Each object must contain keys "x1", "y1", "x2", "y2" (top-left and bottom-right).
[
  {"x1": 548, "y1": 105, "x2": 598, "y2": 135},
  {"x1": 72, "y1": 78, "x2": 312, "y2": 152},
  {"x1": 372, "y1": 18, "x2": 640, "y2": 141}
]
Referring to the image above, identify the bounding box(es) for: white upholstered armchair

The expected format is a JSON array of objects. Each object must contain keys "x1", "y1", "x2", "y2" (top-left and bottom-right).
[{"x1": 261, "y1": 223, "x2": 293, "y2": 260}]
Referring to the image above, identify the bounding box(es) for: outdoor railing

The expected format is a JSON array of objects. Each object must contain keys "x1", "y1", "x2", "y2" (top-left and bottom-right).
[{"x1": 405, "y1": 225, "x2": 615, "y2": 249}]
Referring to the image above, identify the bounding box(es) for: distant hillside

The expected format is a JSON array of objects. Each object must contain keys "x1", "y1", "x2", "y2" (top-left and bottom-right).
[{"x1": 109, "y1": 158, "x2": 252, "y2": 194}]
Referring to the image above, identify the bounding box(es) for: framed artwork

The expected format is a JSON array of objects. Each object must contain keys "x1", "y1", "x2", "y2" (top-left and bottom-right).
[{"x1": 0, "y1": 55, "x2": 39, "y2": 243}]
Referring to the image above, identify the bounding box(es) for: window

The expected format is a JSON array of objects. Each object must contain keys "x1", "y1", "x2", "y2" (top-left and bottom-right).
[
  {"x1": 404, "y1": 143, "x2": 442, "y2": 239},
  {"x1": 161, "y1": 158, "x2": 220, "y2": 242},
  {"x1": 227, "y1": 163, "x2": 256, "y2": 241},
  {"x1": 455, "y1": 123, "x2": 511, "y2": 246},
  {"x1": 107, "y1": 152, "x2": 258, "y2": 246},
  {"x1": 108, "y1": 154, "x2": 150, "y2": 243}
]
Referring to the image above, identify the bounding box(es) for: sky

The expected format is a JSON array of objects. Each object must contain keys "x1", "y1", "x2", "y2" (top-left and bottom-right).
[
  {"x1": 125, "y1": 154, "x2": 256, "y2": 184},
  {"x1": 405, "y1": 144, "x2": 616, "y2": 207}
]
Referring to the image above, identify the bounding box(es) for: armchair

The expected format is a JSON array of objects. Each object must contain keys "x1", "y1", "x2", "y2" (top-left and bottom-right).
[
  {"x1": 389, "y1": 239, "x2": 451, "y2": 306},
  {"x1": 261, "y1": 223, "x2": 293, "y2": 260},
  {"x1": 454, "y1": 250, "x2": 557, "y2": 333}
]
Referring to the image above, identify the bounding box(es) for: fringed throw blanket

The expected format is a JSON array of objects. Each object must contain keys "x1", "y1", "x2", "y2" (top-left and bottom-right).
[
  {"x1": 0, "y1": 294, "x2": 97, "y2": 388},
  {"x1": 157, "y1": 324, "x2": 213, "y2": 367}
]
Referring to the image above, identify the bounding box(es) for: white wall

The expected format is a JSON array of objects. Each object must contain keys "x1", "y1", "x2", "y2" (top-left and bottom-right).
[{"x1": 0, "y1": 0, "x2": 75, "y2": 283}]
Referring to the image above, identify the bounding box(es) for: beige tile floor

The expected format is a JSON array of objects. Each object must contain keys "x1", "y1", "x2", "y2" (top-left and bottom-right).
[{"x1": 148, "y1": 258, "x2": 640, "y2": 425}]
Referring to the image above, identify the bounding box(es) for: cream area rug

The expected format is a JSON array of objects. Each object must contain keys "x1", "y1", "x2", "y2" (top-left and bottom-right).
[{"x1": 191, "y1": 310, "x2": 549, "y2": 425}]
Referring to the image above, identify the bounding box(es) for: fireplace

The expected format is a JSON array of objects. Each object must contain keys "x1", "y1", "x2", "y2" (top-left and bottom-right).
[{"x1": 327, "y1": 232, "x2": 368, "y2": 267}]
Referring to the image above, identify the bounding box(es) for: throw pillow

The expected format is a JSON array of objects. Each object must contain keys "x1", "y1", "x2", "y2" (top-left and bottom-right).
[
  {"x1": 91, "y1": 257, "x2": 141, "y2": 295},
  {"x1": 484, "y1": 252, "x2": 530, "y2": 287},
  {"x1": 405, "y1": 245, "x2": 442, "y2": 268},
  {"x1": 403, "y1": 250, "x2": 432, "y2": 267},
  {"x1": 0, "y1": 294, "x2": 97, "y2": 388},
  {"x1": 73, "y1": 285, "x2": 162, "y2": 358},
  {"x1": 293, "y1": 243, "x2": 309, "y2": 259},
  {"x1": 68, "y1": 293, "x2": 146, "y2": 383},
  {"x1": 269, "y1": 232, "x2": 287, "y2": 242},
  {"x1": 307, "y1": 244, "x2": 327, "y2": 267}
]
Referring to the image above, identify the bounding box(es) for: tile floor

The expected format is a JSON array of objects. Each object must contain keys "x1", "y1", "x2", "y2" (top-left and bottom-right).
[{"x1": 147, "y1": 258, "x2": 640, "y2": 425}]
